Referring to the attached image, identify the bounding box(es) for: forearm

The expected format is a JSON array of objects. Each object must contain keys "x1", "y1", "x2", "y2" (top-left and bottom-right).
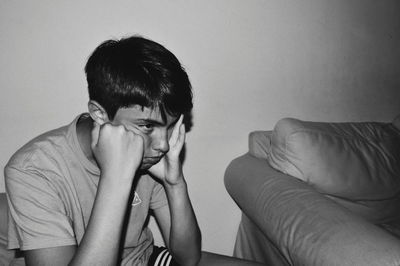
[
  {"x1": 69, "y1": 174, "x2": 133, "y2": 265},
  {"x1": 165, "y1": 179, "x2": 201, "y2": 266}
]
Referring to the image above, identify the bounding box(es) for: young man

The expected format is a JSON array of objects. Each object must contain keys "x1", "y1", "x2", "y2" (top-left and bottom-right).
[{"x1": 5, "y1": 36, "x2": 264, "y2": 266}]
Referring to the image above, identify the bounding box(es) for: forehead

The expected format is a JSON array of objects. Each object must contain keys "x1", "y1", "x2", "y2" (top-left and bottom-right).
[{"x1": 113, "y1": 105, "x2": 178, "y2": 124}]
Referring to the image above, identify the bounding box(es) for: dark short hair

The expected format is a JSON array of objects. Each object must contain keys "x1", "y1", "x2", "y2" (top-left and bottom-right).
[{"x1": 85, "y1": 35, "x2": 193, "y2": 120}]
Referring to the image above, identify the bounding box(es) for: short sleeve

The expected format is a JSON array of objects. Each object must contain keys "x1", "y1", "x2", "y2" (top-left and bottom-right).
[
  {"x1": 149, "y1": 181, "x2": 168, "y2": 210},
  {"x1": 5, "y1": 166, "x2": 76, "y2": 250}
]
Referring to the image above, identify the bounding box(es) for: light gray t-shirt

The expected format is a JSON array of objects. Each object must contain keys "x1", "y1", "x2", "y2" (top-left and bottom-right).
[{"x1": 5, "y1": 114, "x2": 168, "y2": 265}]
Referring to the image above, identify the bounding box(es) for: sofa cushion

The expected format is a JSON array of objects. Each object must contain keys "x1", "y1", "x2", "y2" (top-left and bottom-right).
[
  {"x1": 225, "y1": 154, "x2": 400, "y2": 265},
  {"x1": 266, "y1": 117, "x2": 400, "y2": 225}
]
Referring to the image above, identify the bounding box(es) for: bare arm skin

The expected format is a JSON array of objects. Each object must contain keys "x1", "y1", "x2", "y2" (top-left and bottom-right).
[
  {"x1": 150, "y1": 117, "x2": 265, "y2": 266},
  {"x1": 23, "y1": 115, "x2": 260, "y2": 266},
  {"x1": 153, "y1": 181, "x2": 201, "y2": 266},
  {"x1": 149, "y1": 115, "x2": 201, "y2": 266},
  {"x1": 24, "y1": 123, "x2": 144, "y2": 266}
]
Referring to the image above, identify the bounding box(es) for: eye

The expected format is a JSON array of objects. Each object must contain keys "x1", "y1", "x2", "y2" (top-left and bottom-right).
[{"x1": 139, "y1": 123, "x2": 154, "y2": 132}]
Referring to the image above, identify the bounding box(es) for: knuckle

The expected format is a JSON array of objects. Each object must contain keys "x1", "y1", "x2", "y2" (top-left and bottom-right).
[
  {"x1": 102, "y1": 123, "x2": 113, "y2": 132},
  {"x1": 134, "y1": 134, "x2": 144, "y2": 143},
  {"x1": 127, "y1": 130, "x2": 136, "y2": 138},
  {"x1": 116, "y1": 124, "x2": 125, "y2": 132}
]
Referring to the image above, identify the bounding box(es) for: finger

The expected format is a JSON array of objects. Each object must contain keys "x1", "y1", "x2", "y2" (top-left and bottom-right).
[
  {"x1": 169, "y1": 114, "x2": 184, "y2": 146},
  {"x1": 91, "y1": 121, "x2": 101, "y2": 149},
  {"x1": 174, "y1": 121, "x2": 186, "y2": 154},
  {"x1": 134, "y1": 133, "x2": 145, "y2": 156},
  {"x1": 175, "y1": 123, "x2": 186, "y2": 152}
]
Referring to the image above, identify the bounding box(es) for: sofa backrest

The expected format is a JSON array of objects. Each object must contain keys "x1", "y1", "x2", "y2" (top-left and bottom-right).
[{"x1": 249, "y1": 116, "x2": 400, "y2": 235}]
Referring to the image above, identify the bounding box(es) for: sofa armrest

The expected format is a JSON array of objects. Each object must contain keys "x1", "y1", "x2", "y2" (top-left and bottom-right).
[
  {"x1": 233, "y1": 213, "x2": 289, "y2": 265},
  {"x1": 0, "y1": 193, "x2": 21, "y2": 265},
  {"x1": 225, "y1": 154, "x2": 400, "y2": 266}
]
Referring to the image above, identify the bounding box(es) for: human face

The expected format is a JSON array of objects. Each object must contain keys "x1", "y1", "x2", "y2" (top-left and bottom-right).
[{"x1": 111, "y1": 105, "x2": 179, "y2": 170}]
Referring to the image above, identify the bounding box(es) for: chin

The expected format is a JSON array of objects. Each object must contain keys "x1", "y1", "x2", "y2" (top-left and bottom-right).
[{"x1": 139, "y1": 163, "x2": 153, "y2": 171}]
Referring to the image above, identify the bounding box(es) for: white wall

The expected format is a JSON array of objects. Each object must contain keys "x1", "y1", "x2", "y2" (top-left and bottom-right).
[{"x1": 1, "y1": 0, "x2": 399, "y2": 255}]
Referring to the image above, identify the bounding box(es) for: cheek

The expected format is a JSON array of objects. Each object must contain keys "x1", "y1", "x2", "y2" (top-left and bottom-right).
[
  {"x1": 167, "y1": 128, "x2": 173, "y2": 139},
  {"x1": 141, "y1": 133, "x2": 163, "y2": 155},
  {"x1": 140, "y1": 134, "x2": 152, "y2": 151}
]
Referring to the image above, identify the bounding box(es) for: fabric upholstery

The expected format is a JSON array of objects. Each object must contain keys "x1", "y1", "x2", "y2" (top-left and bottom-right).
[
  {"x1": 267, "y1": 118, "x2": 400, "y2": 199},
  {"x1": 265, "y1": 118, "x2": 400, "y2": 228},
  {"x1": 225, "y1": 154, "x2": 400, "y2": 266},
  {"x1": 393, "y1": 114, "x2": 400, "y2": 131},
  {"x1": 0, "y1": 193, "x2": 20, "y2": 266},
  {"x1": 226, "y1": 115, "x2": 400, "y2": 265},
  {"x1": 233, "y1": 213, "x2": 289, "y2": 266}
]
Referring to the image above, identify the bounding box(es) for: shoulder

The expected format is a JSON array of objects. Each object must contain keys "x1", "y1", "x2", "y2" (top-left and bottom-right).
[
  {"x1": 6, "y1": 125, "x2": 69, "y2": 171},
  {"x1": 4, "y1": 114, "x2": 84, "y2": 190},
  {"x1": 5, "y1": 113, "x2": 87, "y2": 171}
]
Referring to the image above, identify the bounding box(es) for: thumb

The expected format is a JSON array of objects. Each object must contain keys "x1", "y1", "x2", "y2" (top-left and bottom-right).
[{"x1": 91, "y1": 121, "x2": 100, "y2": 149}]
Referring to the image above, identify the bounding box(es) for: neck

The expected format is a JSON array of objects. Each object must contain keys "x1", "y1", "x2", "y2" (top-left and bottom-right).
[{"x1": 76, "y1": 115, "x2": 97, "y2": 166}]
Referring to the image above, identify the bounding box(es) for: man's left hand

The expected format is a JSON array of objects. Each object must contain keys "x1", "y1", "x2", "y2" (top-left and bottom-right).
[{"x1": 148, "y1": 115, "x2": 186, "y2": 186}]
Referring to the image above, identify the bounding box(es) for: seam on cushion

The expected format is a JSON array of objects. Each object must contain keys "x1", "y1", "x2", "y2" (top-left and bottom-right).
[
  {"x1": 284, "y1": 128, "x2": 381, "y2": 160},
  {"x1": 285, "y1": 128, "x2": 400, "y2": 184},
  {"x1": 269, "y1": 131, "x2": 288, "y2": 172},
  {"x1": 274, "y1": 124, "x2": 391, "y2": 177},
  {"x1": 286, "y1": 128, "x2": 374, "y2": 142},
  {"x1": 284, "y1": 123, "x2": 392, "y2": 144},
  {"x1": 271, "y1": 130, "x2": 289, "y2": 173},
  {"x1": 282, "y1": 128, "x2": 381, "y2": 184},
  {"x1": 282, "y1": 132, "x2": 304, "y2": 178}
]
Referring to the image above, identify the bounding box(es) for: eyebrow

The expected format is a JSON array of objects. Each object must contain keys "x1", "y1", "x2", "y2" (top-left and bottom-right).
[
  {"x1": 136, "y1": 118, "x2": 166, "y2": 126},
  {"x1": 135, "y1": 116, "x2": 180, "y2": 127}
]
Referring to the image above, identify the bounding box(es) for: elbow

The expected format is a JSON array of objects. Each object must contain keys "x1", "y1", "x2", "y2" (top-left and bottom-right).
[
  {"x1": 171, "y1": 246, "x2": 201, "y2": 266},
  {"x1": 192, "y1": 251, "x2": 202, "y2": 266},
  {"x1": 182, "y1": 256, "x2": 201, "y2": 266},
  {"x1": 173, "y1": 250, "x2": 201, "y2": 266}
]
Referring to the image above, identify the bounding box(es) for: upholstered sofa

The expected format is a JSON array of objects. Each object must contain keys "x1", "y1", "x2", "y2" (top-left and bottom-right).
[
  {"x1": 0, "y1": 193, "x2": 24, "y2": 266},
  {"x1": 225, "y1": 116, "x2": 400, "y2": 266}
]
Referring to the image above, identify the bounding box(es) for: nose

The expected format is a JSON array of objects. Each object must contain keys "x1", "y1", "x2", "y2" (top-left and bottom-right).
[{"x1": 152, "y1": 129, "x2": 169, "y2": 154}]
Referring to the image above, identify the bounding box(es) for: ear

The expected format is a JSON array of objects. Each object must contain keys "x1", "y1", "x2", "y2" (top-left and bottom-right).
[{"x1": 88, "y1": 100, "x2": 110, "y2": 125}]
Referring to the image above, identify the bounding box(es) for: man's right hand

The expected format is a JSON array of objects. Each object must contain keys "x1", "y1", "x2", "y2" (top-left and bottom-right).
[{"x1": 90, "y1": 122, "x2": 144, "y2": 181}]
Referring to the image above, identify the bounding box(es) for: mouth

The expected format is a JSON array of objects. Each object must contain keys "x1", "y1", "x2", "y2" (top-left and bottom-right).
[{"x1": 142, "y1": 156, "x2": 162, "y2": 166}]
